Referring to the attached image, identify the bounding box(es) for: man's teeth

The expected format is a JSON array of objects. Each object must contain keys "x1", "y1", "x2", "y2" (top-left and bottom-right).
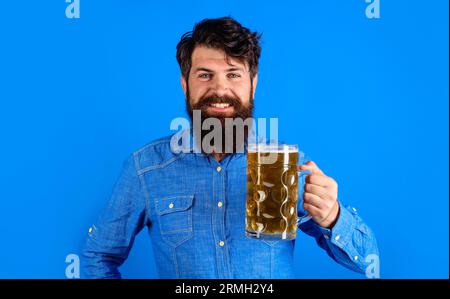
[{"x1": 210, "y1": 103, "x2": 231, "y2": 108}]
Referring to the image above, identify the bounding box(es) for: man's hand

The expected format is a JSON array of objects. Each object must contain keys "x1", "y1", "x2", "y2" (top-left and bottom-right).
[{"x1": 298, "y1": 161, "x2": 340, "y2": 229}]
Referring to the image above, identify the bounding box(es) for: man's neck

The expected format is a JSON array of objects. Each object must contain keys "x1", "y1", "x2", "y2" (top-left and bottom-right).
[{"x1": 213, "y1": 152, "x2": 226, "y2": 162}]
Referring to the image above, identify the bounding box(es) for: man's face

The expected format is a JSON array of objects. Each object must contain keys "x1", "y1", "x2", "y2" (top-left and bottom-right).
[{"x1": 182, "y1": 45, "x2": 258, "y2": 119}]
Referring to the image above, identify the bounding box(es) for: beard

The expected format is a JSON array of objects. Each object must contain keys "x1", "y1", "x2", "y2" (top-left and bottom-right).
[{"x1": 185, "y1": 84, "x2": 254, "y2": 155}]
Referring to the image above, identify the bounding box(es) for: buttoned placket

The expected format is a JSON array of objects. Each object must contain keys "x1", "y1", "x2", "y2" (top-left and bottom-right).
[{"x1": 209, "y1": 156, "x2": 233, "y2": 278}]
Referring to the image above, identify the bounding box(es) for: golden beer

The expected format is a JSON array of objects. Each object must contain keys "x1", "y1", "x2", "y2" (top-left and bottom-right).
[{"x1": 245, "y1": 144, "x2": 300, "y2": 240}]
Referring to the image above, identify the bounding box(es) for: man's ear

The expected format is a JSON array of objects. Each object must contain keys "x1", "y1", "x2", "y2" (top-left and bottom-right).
[
  {"x1": 252, "y1": 73, "x2": 258, "y2": 99},
  {"x1": 181, "y1": 75, "x2": 187, "y2": 97}
]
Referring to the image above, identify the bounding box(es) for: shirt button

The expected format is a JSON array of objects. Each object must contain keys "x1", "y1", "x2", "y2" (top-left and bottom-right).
[
  {"x1": 334, "y1": 235, "x2": 341, "y2": 241},
  {"x1": 324, "y1": 235, "x2": 329, "y2": 240},
  {"x1": 88, "y1": 227, "x2": 93, "y2": 234},
  {"x1": 217, "y1": 201, "x2": 223, "y2": 208},
  {"x1": 169, "y1": 203, "x2": 174, "y2": 209},
  {"x1": 216, "y1": 166, "x2": 222, "y2": 172},
  {"x1": 219, "y1": 241, "x2": 225, "y2": 247},
  {"x1": 352, "y1": 207, "x2": 357, "y2": 213},
  {"x1": 354, "y1": 255, "x2": 359, "y2": 261}
]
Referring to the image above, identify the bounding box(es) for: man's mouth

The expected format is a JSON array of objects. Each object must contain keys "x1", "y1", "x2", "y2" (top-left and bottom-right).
[
  {"x1": 210, "y1": 103, "x2": 231, "y2": 108},
  {"x1": 206, "y1": 102, "x2": 234, "y2": 113}
]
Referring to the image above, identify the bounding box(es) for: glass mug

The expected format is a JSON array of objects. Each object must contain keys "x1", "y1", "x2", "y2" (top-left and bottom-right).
[{"x1": 245, "y1": 143, "x2": 312, "y2": 240}]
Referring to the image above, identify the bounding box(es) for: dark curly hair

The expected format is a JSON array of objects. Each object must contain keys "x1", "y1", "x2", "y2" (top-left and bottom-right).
[{"x1": 176, "y1": 17, "x2": 262, "y2": 81}]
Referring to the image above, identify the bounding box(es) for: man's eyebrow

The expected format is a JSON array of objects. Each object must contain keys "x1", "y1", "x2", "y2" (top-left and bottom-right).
[
  {"x1": 193, "y1": 67, "x2": 246, "y2": 73},
  {"x1": 226, "y1": 67, "x2": 245, "y2": 72},
  {"x1": 194, "y1": 67, "x2": 215, "y2": 73}
]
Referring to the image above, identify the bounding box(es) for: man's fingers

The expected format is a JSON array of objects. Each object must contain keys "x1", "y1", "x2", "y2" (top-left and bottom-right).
[
  {"x1": 302, "y1": 202, "x2": 326, "y2": 222},
  {"x1": 303, "y1": 192, "x2": 326, "y2": 210},
  {"x1": 298, "y1": 161, "x2": 324, "y2": 175},
  {"x1": 304, "y1": 183, "x2": 327, "y2": 198},
  {"x1": 307, "y1": 160, "x2": 319, "y2": 168},
  {"x1": 303, "y1": 199, "x2": 338, "y2": 224},
  {"x1": 305, "y1": 174, "x2": 330, "y2": 188}
]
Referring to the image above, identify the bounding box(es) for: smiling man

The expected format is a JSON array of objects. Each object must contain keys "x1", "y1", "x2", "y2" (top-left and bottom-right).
[{"x1": 82, "y1": 17, "x2": 379, "y2": 278}]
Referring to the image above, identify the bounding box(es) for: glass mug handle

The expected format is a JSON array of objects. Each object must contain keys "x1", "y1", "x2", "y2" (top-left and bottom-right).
[{"x1": 297, "y1": 169, "x2": 313, "y2": 225}]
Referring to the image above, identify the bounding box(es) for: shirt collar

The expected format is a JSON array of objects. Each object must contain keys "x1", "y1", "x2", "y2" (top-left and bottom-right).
[{"x1": 170, "y1": 128, "x2": 248, "y2": 156}]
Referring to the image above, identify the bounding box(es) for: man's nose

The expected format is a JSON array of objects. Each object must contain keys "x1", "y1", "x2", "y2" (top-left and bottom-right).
[{"x1": 210, "y1": 76, "x2": 229, "y2": 97}]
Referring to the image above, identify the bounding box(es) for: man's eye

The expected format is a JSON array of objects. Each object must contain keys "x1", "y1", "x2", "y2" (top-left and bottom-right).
[
  {"x1": 227, "y1": 73, "x2": 241, "y2": 79},
  {"x1": 198, "y1": 73, "x2": 211, "y2": 79}
]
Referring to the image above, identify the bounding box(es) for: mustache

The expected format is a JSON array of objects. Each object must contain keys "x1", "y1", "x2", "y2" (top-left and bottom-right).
[{"x1": 192, "y1": 94, "x2": 244, "y2": 110}]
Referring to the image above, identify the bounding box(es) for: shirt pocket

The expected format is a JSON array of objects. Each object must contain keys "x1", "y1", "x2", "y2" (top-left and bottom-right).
[
  {"x1": 155, "y1": 195, "x2": 194, "y2": 246},
  {"x1": 261, "y1": 240, "x2": 280, "y2": 247}
]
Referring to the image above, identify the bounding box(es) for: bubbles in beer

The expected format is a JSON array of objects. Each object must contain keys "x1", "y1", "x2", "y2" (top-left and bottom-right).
[{"x1": 245, "y1": 149, "x2": 299, "y2": 240}]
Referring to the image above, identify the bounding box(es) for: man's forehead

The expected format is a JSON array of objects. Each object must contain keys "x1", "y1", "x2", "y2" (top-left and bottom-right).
[{"x1": 191, "y1": 45, "x2": 248, "y2": 71}]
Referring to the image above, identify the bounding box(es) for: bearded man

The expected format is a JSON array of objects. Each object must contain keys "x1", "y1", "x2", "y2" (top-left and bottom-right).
[{"x1": 82, "y1": 17, "x2": 379, "y2": 279}]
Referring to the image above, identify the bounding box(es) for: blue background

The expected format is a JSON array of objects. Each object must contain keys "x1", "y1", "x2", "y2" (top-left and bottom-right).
[{"x1": 0, "y1": 0, "x2": 448, "y2": 279}]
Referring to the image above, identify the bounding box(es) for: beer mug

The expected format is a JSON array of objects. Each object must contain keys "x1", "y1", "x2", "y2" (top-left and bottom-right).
[{"x1": 245, "y1": 143, "x2": 312, "y2": 240}]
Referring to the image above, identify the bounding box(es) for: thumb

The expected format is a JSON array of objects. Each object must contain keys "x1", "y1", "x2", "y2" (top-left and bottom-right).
[{"x1": 299, "y1": 161, "x2": 324, "y2": 175}]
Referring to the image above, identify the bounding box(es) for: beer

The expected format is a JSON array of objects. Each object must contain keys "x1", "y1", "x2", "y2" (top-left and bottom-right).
[{"x1": 245, "y1": 145, "x2": 299, "y2": 240}]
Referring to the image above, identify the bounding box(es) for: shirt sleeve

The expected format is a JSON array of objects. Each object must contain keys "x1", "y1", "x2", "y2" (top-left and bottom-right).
[
  {"x1": 296, "y1": 153, "x2": 379, "y2": 276},
  {"x1": 81, "y1": 153, "x2": 149, "y2": 278},
  {"x1": 298, "y1": 202, "x2": 380, "y2": 275}
]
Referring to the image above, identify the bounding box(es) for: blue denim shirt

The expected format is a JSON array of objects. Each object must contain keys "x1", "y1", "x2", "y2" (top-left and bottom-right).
[{"x1": 82, "y1": 131, "x2": 379, "y2": 278}]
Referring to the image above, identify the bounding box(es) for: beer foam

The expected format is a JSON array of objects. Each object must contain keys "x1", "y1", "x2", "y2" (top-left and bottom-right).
[{"x1": 247, "y1": 144, "x2": 298, "y2": 153}]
